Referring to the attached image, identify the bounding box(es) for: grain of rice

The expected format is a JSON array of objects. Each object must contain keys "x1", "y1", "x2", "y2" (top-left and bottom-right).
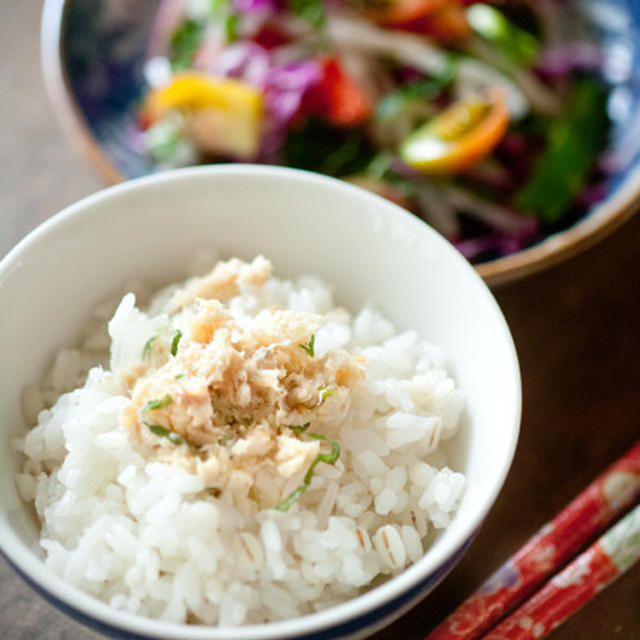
[{"x1": 373, "y1": 524, "x2": 406, "y2": 570}]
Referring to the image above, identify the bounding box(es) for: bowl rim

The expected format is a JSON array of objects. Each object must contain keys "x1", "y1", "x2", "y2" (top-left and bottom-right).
[
  {"x1": 40, "y1": 0, "x2": 640, "y2": 287},
  {"x1": 0, "y1": 164, "x2": 522, "y2": 638}
]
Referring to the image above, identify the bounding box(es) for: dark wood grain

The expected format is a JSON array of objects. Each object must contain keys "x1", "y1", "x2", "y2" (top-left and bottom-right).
[{"x1": 1, "y1": 3, "x2": 638, "y2": 639}]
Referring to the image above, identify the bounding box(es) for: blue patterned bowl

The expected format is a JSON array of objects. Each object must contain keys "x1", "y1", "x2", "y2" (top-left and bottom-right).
[{"x1": 41, "y1": 0, "x2": 640, "y2": 285}]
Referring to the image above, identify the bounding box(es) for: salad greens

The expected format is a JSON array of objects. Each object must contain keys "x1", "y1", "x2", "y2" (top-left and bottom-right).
[
  {"x1": 169, "y1": 19, "x2": 204, "y2": 71},
  {"x1": 467, "y1": 4, "x2": 539, "y2": 66},
  {"x1": 289, "y1": 0, "x2": 326, "y2": 30},
  {"x1": 516, "y1": 80, "x2": 608, "y2": 223},
  {"x1": 284, "y1": 120, "x2": 375, "y2": 177},
  {"x1": 142, "y1": 0, "x2": 612, "y2": 263}
]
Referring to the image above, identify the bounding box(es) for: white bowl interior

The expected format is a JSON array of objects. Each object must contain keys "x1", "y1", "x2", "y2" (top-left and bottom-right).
[{"x1": 0, "y1": 165, "x2": 520, "y2": 639}]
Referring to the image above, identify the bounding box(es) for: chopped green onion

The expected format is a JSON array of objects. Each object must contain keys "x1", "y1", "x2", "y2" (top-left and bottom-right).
[
  {"x1": 276, "y1": 431, "x2": 341, "y2": 511},
  {"x1": 171, "y1": 329, "x2": 183, "y2": 356},
  {"x1": 175, "y1": 373, "x2": 186, "y2": 380},
  {"x1": 299, "y1": 334, "x2": 315, "y2": 357},
  {"x1": 143, "y1": 394, "x2": 173, "y2": 414},
  {"x1": 147, "y1": 423, "x2": 185, "y2": 445},
  {"x1": 142, "y1": 335, "x2": 158, "y2": 360}
]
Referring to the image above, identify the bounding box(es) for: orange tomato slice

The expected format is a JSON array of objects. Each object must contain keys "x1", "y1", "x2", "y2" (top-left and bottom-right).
[
  {"x1": 374, "y1": 0, "x2": 470, "y2": 43},
  {"x1": 416, "y1": 2, "x2": 471, "y2": 42},
  {"x1": 363, "y1": 0, "x2": 448, "y2": 25},
  {"x1": 399, "y1": 88, "x2": 509, "y2": 174}
]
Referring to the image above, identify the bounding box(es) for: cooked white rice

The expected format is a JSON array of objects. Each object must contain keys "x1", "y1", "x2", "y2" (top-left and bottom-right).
[{"x1": 15, "y1": 252, "x2": 465, "y2": 625}]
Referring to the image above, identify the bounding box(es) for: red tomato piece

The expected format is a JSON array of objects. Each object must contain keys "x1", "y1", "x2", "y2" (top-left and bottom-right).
[{"x1": 302, "y1": 57, "x2": 372, "y2": 127}]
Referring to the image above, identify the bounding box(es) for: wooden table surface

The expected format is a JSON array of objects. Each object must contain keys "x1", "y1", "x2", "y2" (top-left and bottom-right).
[{"x1": 1, "y1": 3, "x2": 638, "y2": 639}]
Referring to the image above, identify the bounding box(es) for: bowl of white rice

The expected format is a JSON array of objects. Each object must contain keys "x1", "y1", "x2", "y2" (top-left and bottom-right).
[{"x1": 0, "y1": 165, "x2": 520, "y2": 640}]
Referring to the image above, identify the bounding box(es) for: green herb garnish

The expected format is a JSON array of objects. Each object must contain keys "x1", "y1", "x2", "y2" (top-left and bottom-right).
[
  {"x1": 143, "y1": 394, "x2": 173, "y2": 414},
  {"x1": 318, "y1": 386, "x2": 335, "y2": 402},
  {"x1": 142, "y1": 335, "x2": 158, "y2": 360},
  {"x1": 515, "y1": 80, "x2": 609, "y2": 223},
  {"x1": 175, "y1": 373, "x2": 186, "y2": 380},
  {"x1": 275, "y1": 484, "x2": 309, "y2": 512},
  {"x1": 276, "y1": 433, "x2": 341, "y2": 511},
  {"x1": 171, "y1": 329, "x2": 183, "y2": 356},
  {"x1": 289, "y1": 422, "x2": 311, "y2": 435},
  {"x1": 299, "y1": 334, "x2": 315, "y2": 357},
  {"x1": 147, "y1": 423, "x2": 185, "y2": 445}
]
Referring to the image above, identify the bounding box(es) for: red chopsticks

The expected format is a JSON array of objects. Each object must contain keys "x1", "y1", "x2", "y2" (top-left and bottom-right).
[
  {"x1": 482, "y1": 502, "x2": 640, "y2": 639},
  {"x1": 425, "y1": 440, "x2": 640, "y2": 640}
]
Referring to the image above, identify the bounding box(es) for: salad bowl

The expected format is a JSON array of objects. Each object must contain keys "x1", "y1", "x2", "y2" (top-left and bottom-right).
[{"x1": 41, "y1": 0, "x2": 640, "y2": 284}]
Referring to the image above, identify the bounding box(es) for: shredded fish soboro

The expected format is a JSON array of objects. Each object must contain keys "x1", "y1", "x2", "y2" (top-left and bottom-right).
[{"x1": 120, "y1": 257, "x2": 364, "y2": 500}]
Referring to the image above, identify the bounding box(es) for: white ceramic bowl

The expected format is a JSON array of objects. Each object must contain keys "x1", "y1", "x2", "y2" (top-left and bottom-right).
[{"x1": 0, "y1": 165, "x2": 521, "y2": 639}]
